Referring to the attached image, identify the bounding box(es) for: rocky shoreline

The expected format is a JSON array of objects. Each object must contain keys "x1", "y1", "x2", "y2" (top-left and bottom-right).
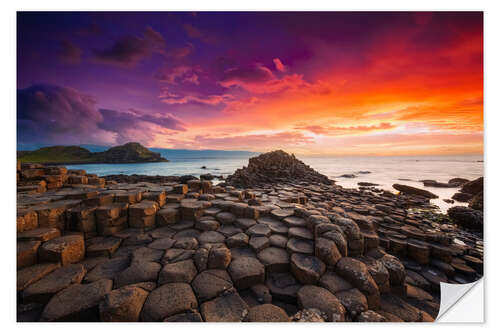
[{"x1": 16, "y1": 152, "x2": 483, "y2": 322}]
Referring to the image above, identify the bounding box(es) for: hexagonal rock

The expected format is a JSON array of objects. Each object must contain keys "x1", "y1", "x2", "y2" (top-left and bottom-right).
[
  {"x1": 164, "y1": 312, "x2": 204, "y2": 322},
  {"x1": 99, "y1": 286, "x2": 149, "y2": 322},
  {"x1": 297, "y1": 285, "x2": 345, "y2": 322},
  {"x1": 17, "y1": 263, "x2": 61, "y2": 292},
  {"x1": 114, "y1": 261, "x2": 162, "y2": 288},
  {"x1": 84, "y1": 257, "x2": 130, "y2": 283},
  {"x1": 335, "y1": 257, "x2": 380, "y2": 309},
  {"x1": 180, "y1": 201, "x2": 205, "y2": 221},
  {"x1": 257, "y1": 247, "x2": 290, "y2": 273},
  {"x1": 335, "y1": 288, "x2": 368, "y2": 317},
  {"x1": 216, "y1": 212, "x2": 236, "y2": 225},
  {"x1": 270, "y1": 209, "x2": 294, "y2": 220},
  {"x1": 290, "y1": 253, "x2": 325, "y2": 284},
  {"x1": 141, "y1": 283, "x2": 198, "y2": 321},
  {"x1": 200, "y1": 291, "x2": 249, "y2": 322},
  {"x1": 22, "y1": 264, "x2": 86, "y2": 303},
  {"x1": 148, "y1": 237, "x2": 175, "y2": 250},
  {"x1": 269, "y1": 234, "x2": 288, "y2": 248},
  {"x1": 244, "y1": 304, "x2": 290, "y2": 322},
  {"x1": 129, "y1": 201, "x2": 159, "y2": 228},
  {"x1": 17, "y1": 240, "x2": 41, "y2": 268},
  {"x1": 207, "y1": 245, "x2": 232, "y2": 269},
  {"x1": 38, "y1": 234, "x2": 85, "y2": 266},
  {"x1": 380, "y1": 254, "x2": 406, "y2": 286},
  {"x1": 191, "y1": 269, "x2": 234, "y2": 302},
  {"x1": 131, "y1": 246, "x2": 164, "y2": 263},
  {"x1": 86, "y1": 237, "x2": 122, "y2": 257},
  {"x1": 266, "y1": 272, "x2": 301, "y2": 303},
  {"x1": 249, "y1": 284, "x2": 272, "y2": 304},
  {"x1": 246, "y1": 224, "x2": 272, "y2": 237},
  {"x1": 283, "y1": 216, "x2": 308, "y2": 228},
  {"x1": 319, "y1": 271, "x2": 352, "y2": 294},
  {"x1": 306, "y1": 215, "x2": 330, "y2": 232},
  {"x1": 18, "y1": 227, "x2": 61, "y2": 242},
  {"x1": 156, "y1": 208, "x2": 178, "y2": 226},
  {"x1": 249, "y1": 236, "x2": 270, "y2": 252},
  {"x1": 229, "y1": 257, "x2": 265, "y2": 289},
  {"x1": 288, "y1": 227, "x2": 313, "y2": 240},
  {"x1": 40, "y1": 279, "x2": 113, "y2": 321},
  {"x1": 234, "y1": 218, "x2": 256, "y2": 230},
  {"x1": 158, "y1": 259, "x2": 197, "y2": 284},
  {"x1": 195, "y1": 219, "x2": 220, "y2": 231},
  {"x1": 198, "y1": 231, "x2": 226, "y2": 244},
  {"x1": 315, "y1": 237, "x2": 342, "y2": 267},
  {"x1": 286, "y1": 238, "x2": 314, "y2": 255},
  {"x1": 226, "y1": 233, "x2": 249, "y2": 248}
]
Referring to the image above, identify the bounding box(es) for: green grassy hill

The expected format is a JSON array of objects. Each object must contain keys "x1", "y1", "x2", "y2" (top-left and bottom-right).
[{"x1": 18, "y1": 142, "x2": 168, "y2": 164}]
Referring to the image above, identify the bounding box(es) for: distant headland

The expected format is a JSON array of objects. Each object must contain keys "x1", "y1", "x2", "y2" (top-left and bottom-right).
[{"x1": 17, "y1": 142, "x2": 168, "y2": 164}]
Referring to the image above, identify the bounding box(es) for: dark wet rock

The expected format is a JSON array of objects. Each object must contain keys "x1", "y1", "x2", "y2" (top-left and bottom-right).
[
  {"x1": 392, "y1": 184, "x2": 438, "y2": 199},
  {"x1": 452, "y1": 192, "x2": 473, "y2": 202},
  {"x1": 266, "y1": 272, "x2": 301, "y2": 303},
  {"x1": 358, "y1": 182, "x2": 379, "y2": 187},
  {"x1": 447, "y1": 206, "x2": 483, "y2": 230},
  {"x1": 469, "y1": 191, "x2": 483, "y2": 211},
  {"x1": 448, "y1": 178, "x2": 470, "y2": 186},
  {"x1": 460, "y1": 177, "x2": 483, "y2": 195},
  {"x1": 114, "y1": 261, "x2": 161, "y2": 288}
]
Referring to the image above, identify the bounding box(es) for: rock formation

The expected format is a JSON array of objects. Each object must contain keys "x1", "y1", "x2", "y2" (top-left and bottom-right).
[{"x1": 226, "y1": 150, "x2": 332, "y2": 187}]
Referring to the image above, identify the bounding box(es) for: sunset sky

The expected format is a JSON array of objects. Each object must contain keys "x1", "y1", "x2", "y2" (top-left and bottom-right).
[{"x1": 17, "y1": 12, "x2": 483, "y2": 155}]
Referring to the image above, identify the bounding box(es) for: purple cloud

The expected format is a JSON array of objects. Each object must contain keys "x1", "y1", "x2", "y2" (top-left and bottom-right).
[
  {"x1": 17, "y1": 84, "x2": 186, "y2": 146},
  {"x1": 58, "y1": 40, "x2": 82, "y2": 64},
  {"x1": 92, "y1": 27, "x2": 165, "y2": 66}
]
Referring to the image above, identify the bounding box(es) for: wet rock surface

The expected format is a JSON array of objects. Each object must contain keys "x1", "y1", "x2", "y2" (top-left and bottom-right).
[{"x1": 16, "y1": 160, "x2": 483, "y2": 322}]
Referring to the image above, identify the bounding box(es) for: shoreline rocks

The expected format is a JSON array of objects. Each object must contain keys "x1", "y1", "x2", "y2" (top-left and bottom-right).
[{"x1": 16, "y1": 157, "x2": 483, "y2": 322}]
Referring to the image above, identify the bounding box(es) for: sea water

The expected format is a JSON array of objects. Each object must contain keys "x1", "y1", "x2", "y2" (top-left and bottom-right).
[{"x1": 66, "y1": 154, "x2": 483, "y2": 212}]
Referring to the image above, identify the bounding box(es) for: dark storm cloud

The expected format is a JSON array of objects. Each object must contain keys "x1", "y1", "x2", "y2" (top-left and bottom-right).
[{"x1": 17, "y1": 84, "x2": 186, "y2": 146}]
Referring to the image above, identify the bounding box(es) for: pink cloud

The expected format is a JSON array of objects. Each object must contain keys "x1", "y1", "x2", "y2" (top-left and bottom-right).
[
  {"x1": 193, "y1": 131, "x2": 314, "y2": 150},
  {"x1": 159, "y1": 88, "x2": 232, "y2": 105},
  {"x1": 295, "y1": 122, "x2": 396, "y2": 135},
  {"x1": 219, "y1": 63, "x2": 310, "y2": 94},
  {"x1": 273, "y1": 58, "x2": 286, "y2": 72}
]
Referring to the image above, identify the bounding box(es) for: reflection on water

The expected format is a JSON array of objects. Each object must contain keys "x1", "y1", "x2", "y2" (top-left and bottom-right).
[{"x1": 66, "y1": 154, "x2": 483, "y2": 212}]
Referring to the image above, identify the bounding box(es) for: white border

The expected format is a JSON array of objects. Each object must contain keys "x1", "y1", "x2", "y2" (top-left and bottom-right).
[{"x1": 3, "y1": 1, "x2": 499, "y2": 332}]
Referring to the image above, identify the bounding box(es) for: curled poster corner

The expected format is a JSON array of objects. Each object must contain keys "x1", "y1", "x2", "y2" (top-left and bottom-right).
[{"x1": 436, "y1": 278, "x2": 484, "y2": 322}]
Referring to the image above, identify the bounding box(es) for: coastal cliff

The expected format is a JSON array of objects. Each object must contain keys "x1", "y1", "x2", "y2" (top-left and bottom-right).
[{"x1": 17, "y1": 142, "x2": 168, "y2": 164}]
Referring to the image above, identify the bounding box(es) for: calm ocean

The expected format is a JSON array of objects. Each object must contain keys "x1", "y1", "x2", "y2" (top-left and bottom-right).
[{"x1": 66, "y1": 153, "x2": 483, "y2": 212}]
